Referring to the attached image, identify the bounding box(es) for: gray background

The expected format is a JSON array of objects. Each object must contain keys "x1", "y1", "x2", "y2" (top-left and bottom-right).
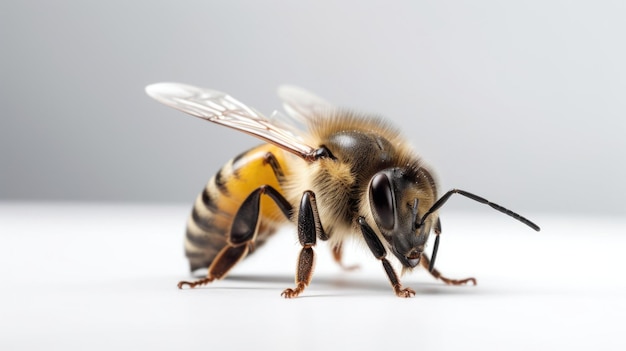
[{"x1": 2, "y1": 0, "x2": 625, "y2": 215}]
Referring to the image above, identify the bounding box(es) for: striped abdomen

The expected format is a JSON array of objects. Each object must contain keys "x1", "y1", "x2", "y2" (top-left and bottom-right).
[{"x1": 184, "y1": 144, "x2": 292, "y2": 271}]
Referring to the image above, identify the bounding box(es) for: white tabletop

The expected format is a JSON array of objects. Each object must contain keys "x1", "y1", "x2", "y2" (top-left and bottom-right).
[{"x1": 1, "y1": 202, "x2": 624, "y2": 350}]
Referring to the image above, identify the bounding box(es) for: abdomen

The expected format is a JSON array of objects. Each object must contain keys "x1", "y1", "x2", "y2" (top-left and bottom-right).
[{"x1": 184, "y1": 144, "x2": 292, "y2": 271}]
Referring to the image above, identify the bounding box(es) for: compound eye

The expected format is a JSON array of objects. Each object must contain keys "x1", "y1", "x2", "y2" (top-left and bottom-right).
[{"x1": 370, "y1": 173, "x2": 395, "y2": 230}]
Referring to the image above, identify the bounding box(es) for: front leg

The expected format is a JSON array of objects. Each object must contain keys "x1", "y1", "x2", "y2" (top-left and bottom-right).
[
  {"x1": 281, "y1": 191, "x2": 324, "y2": 298},
  {"x1": 358, "y1": 217, "x2": 415, "y2": 298},
  {"x1": 423, "y1": 218, "x2": 476, "y2": 286},
  {"x1": 420, "y1": 254, "x2": 477, "y2": 286}
]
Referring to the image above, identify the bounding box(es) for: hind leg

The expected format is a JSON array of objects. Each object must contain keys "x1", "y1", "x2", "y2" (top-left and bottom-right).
[
  {"x1": 178, "y1": 185, "x2": 292, "y2": 289},
  {"x1": 178, "y1": 244, "x2": 249, "y2": 288},
  {"x1": 420, "y1": 254, "x2": 476, "y2": 286}
]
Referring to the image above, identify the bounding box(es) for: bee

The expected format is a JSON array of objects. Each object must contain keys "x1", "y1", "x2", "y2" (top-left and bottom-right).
[{"x1": 145, "y1": 83, "x2": 540, "y2": 298}]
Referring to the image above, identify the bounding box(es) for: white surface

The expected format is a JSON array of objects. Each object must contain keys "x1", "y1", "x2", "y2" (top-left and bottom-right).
[{"x1": 1, "y1": 202, "x2": 624, "y2": 350}]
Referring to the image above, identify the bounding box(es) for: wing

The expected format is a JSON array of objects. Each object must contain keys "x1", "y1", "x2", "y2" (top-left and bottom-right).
[
  {"x1": 277, "y1": 85, "x2": 335, "y2": 122},
  {"x1": 146, "y1": 82, "x2": 316, "y2": 160}
]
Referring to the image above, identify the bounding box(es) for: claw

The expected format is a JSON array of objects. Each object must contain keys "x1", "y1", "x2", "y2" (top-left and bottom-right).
[
  {"x1": 393, "y1": 285, "x2": 416, "y2": 298},
  {"x1": 177, "y1": 277, "x2": 214, "y2": 289},
  {"x1": 281, "y1": 289, "x2": 297, "y2": 298},
  {"x1": 281, "y1": 282, "x2": 306, "y2": 298}
]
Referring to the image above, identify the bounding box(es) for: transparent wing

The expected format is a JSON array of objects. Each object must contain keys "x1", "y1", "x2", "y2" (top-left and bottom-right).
[
  {"x1": 277, "y1": 85, "x2": 335, "y2": 122},
  {"x1": 146, "y1": 82, "x2": 316, "y2": 159}
]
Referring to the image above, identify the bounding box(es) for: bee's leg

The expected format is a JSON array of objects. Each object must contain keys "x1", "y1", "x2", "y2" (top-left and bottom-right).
[
  {"x1": 178, "y1": 185, "x2": 293, "y2": 289},
  {"x1": 419, "y1": 254, "x2": 477, "y2": 286},
  {"x1": 177, "y1": 244, "x2": 249, "y2": 288},
  {"x1": 331, "y1": 243, "x2": 359, "y2": 271},
  {"x1": 281, "y1": 191, "x2": 323, "y2": 299},
  {"x1": 419, "y1": 218, "x2": 476, "y2": 286},
  {"x1": 358, "y1": 217, "x2": 415, "y2": 298}
]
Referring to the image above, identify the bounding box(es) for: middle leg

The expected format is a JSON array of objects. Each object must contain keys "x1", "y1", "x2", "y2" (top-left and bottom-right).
[
  {"x1": 331, "y1": 243, "x2": 359, "y2": 271},
  {"x1": 281, "y1": 191, "x2": 324, "y2": 298}
]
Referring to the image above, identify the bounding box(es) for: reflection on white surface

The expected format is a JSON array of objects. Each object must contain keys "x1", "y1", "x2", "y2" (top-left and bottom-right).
[{"x1": 1, "y1": 202, "x2": 624, "y2": 350}]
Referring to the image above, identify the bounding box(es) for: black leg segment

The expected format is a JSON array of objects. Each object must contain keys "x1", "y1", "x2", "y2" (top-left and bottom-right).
[
  {"x1": 282, "y1": 191, "x2": 325, "y2": 298},
  {"x1": 230, "y1": 185, "x2": 293, "y2": 246},
  {"x1": 358, "y1": 216, "x2": 416, "y2": 298},
  {"x1": 358, "y1": 217, "x2": 386, "y2": 259},
  {"x1": 297, "y1": 191, "x2": 317, "y2": 247},
  {"x1": 429, "y1": 217, "x2": 442, "y2": 272}
]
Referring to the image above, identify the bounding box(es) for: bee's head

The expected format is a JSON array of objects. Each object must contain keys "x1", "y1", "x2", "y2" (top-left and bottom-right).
[{"x1": 368, "y1": 167, "x2": 437, "y2": 269}]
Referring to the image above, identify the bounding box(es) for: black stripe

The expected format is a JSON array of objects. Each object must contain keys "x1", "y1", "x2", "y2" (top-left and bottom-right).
[
  {"x1": 232, "y1": 149, "x2": 248, "y2": 169},
  {"x1": 184, "y1": 250, "x2": 208, "y2": 259},
  {"x1": 185, "y1": 227, "x2": 213, "y2": 247},
  {"x1": 201, "y1": 187, "x2": 221, "y2": 213},
  {"x1": 191, "y1": 207, "x2": 228, "y2": 237},
  {"x1": 214, "y1": 168, "x2": 230, "y2": 196}
]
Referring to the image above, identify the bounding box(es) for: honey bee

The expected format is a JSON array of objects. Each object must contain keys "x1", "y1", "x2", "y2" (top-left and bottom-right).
[{"x1": 145, "y1": 83, "x2": 540, "y2": 298}]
